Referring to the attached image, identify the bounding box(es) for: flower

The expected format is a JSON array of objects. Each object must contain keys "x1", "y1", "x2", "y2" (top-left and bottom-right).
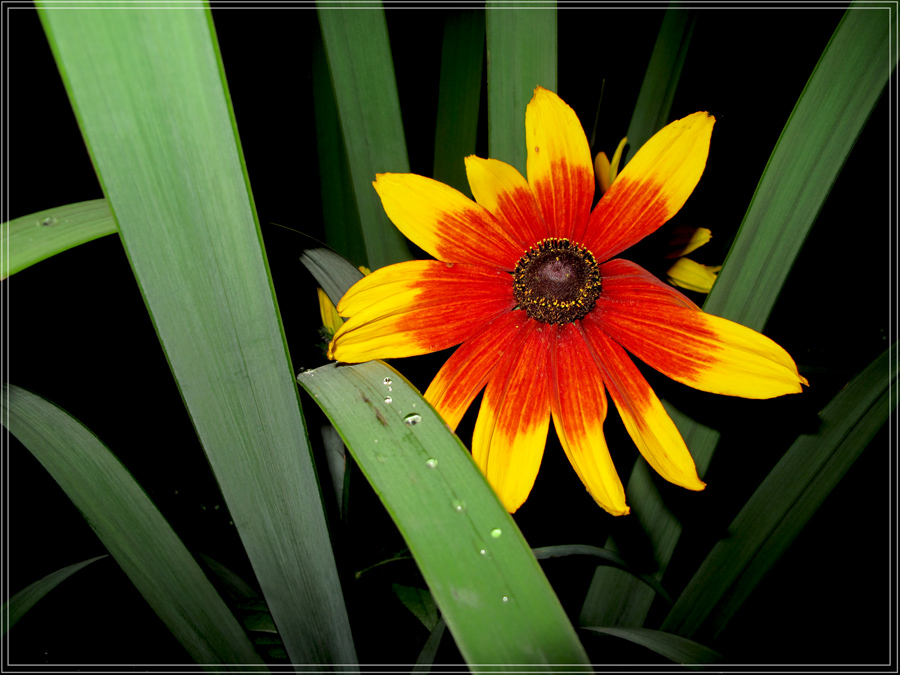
[
  {"x1": 667, "y1": 258, "x2": 722, "y2": 293},
  {"x1": 317, "y1": 266, "x2": 371, "y2": 343},
  {"x1": 328, "y1": 87, "x2": 807, "y2": 516},
  {"x1": 665, "y1": 225, "x2": 720, "y2": 293}
]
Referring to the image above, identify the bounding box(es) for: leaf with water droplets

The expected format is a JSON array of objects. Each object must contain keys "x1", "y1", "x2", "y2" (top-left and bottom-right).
[{"x1": 297, "y1": 360, "x2": 589, "y2": 664}]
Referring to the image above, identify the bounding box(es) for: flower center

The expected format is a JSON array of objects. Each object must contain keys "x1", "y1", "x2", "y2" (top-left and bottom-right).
[{"x1": 513, "y1": 238, "x2": 601, "y2": 324}]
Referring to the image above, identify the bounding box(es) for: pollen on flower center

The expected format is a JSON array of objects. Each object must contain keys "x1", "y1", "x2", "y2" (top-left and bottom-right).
[{"x1": 513, "y1": 238, "x2": 601, "y2": 324}]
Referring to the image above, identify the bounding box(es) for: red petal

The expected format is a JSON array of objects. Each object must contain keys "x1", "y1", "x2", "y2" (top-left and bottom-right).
[
  {"x1": 550, "y1": 323, "x2": 629, "y2": 515},
  {"x1": 425, "y1": 311, "x2": 528, "y2": 431},
  {"x1": 472, "y1": 319, "x2": 552, "y2": 513}
]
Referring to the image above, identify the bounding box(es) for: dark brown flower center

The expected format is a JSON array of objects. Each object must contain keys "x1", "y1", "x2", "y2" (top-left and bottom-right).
[{"x1": 513, "y1": 238, "x2": 601, "y2": 324}]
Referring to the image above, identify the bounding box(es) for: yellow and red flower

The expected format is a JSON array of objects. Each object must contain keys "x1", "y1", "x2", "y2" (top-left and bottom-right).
[{"x1": 328, "y1": 87, "x2": 807, "y2": 516}]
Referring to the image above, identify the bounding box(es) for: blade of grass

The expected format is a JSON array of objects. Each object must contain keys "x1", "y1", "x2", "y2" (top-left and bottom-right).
[
  {"x1": 433, "y1": 9, "x2": 485, "y2": 198},
  {"x1": 661, "y1": 345, "x2": 897, "y2": 639},
  {"x1": 299, "y1": 247, "x2": 364, "y2": 310},
  {"x1": 581, "y1": 627, "x2": 722, "y2": 664},
  {"x1": 2, "y1": 554, "x2": 108, "y2": 636},
  {"x1": 581, "y1": 3, "x2": 895, "y2": 629},
  {"x1": 317, "y1": 3, "x2": 412, "y2": 269},
  {"x1": 298, "y1": 360, "x2": 590, "y2": 666},
  {"x1": 623, "y1": 5, "x2": 698, "y2": 165},
  {"x1": 532, "y1": 545, "x2": 672, "y2": 604},
  {"x1": 1, "y1": 199, "x2": 115, "y2": 279},
  {"x1": 486, "y1": 2, "x2": 557, "y2": 176},
  {"x1": 312, "y1": 36, "x2": 367, "y2": 270},
  {"x1": 37, "y1": 5, "x2": 355, "y2": 663},
  {"x1": 2, "y1": 386, "x2": 262, "y2": 666}
]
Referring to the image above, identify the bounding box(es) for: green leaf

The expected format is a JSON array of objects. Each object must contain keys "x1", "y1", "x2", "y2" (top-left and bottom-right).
[
  {"x1": 37, "y1": 6, "x2": 355, "y2": 663},
  {"x1": 413, "y1": 619, "x2": 447, "y2": 672},
  {"x1": 532, "y1": 545, "x2": 672, "y2": 604},
  {"x1": 317, "y1": 3, "x2": 412, "y2": 269},
  {"x1": 1, "y1": 199, "x2": 115, "y2": 279},
  {"x1": 581, "y1": 3, "x2": 896, "y2": 630},
  {"x1": 433, "y1": 10, "x2": 485, "y2": 197},
  {"x1": 312, "y1": 36, "x2": 367, "y2": 270},
  {"x1": 486, "y1": 3, "x2": 557, "y2": 176},
  {"x1": 2, "y1": 554, "x2": 108, "y2": 636},
  {"x1": 661, "y1": 345, "x2": 897, "y2": 639},
  {"x1": 300, "y1": 247, "x2": 365, "y2": 307},
  {"x1": 392, "y1": 584, "x2": 440, "y2": 631},
  {"x1": 623, "y1": 6, "x2": 698, "y2": 163},
  {"x1": 2, "y1": 386, "x2": 262, "y2": 666},
  {"x1": 707, "y1": 3, "x2": 896, "y2": 330},
  {"x1": 582, "y1": 626, "x2": 722, "y2": 664},
  {"x1": 298, "y1": 360, "x2": 590, "y2": 666}
]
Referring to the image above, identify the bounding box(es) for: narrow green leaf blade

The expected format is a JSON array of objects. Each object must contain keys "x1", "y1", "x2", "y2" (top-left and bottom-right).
[
  {"x1": 582, "y1": 627, "x2": 722, "y2": 664},
  {"x1": 317, "y1": 4, "x2": 412, "y2": 269},
  {"x1": 661, "y1": 345, "x2": 897, "y2": 639},
  {"x1": 624, "y1": 6, "x2": 697, "y2": 163},
  {"x1": 298, "y1": 361, "x2": 590, "y2": 667},
  {"x1": 581, "y1": 3, "x2": 895, "y2": 629},
  {"x1": 433, "y1": 10, "x2": 485, "y2": 197},
  {"x1": 312, "y1": 36, "x2": 367, "y2": 269},
  {"x1": 300, "y1": 247, "x2": 364, "y2": 307},
  {"x1": 2, "y1": 386, "x2": 262, "y2": 666},
  {"x1": 2, "y1": 554, "x2": 108, "y2": 636},
  {"x1": 1, "y1": 199, "x2": 115, "y2": 279},
  {"x1": 38, "y1": 6, "x2": 355, "y2": 663},
  {"x1": 709, "y1": 2, "x2": 896, "y2": 329},
  {"x1": 486, "y1": 3, "x2": 557, "y2": 176}
]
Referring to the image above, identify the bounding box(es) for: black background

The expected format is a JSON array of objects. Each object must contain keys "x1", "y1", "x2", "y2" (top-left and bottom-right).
[{"x1": 4, "y1": 1, "x2": 895, "y2": 667}]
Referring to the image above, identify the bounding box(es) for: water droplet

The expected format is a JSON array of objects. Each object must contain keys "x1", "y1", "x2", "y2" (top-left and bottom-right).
[
  {"x1": 404, "y1": 413, "x2": 423, "y2": 427},
  {"x1": 452, "y1": 499, "x2": 466, "y2": 513},
  {"x1": 479, "y1": 549, "x2": 487, "y2": 556},
  {"x1": 425, "y1": 457, "x2": 438, "y2": 469},
  {"x1": 490, "y1": 528, "x2": 502, "y2": 539},
  {"x1": 383, "y1": 377, "x2": 392, "y2": 386},
  {"x1": 388, "y1": 386, "x2": 392, "y2": 391},
  {"x1": 502, "y1": 596, "x2": 509, "y2": 603},
  {"x1": 38, "y1": 216, "x2": 59, "y2": 227},
  {"x1": 384, "y1": 396, "x2": 392, "y2": 404}
]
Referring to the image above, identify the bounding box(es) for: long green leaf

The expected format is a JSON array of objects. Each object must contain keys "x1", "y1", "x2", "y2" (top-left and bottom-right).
[
  {"x1": 623, "y1": 6, "x2": 697, "y2": 164},
  {"x1": 581, "y1": 627, "x2": 722, "y2": 664},
  {"x1": 433, "y1": 10, "x2": 485, "y2": 197},
  {"x1": 661, "y1": 345, "x2": 897, "y2": 639},
  {"x1": 2, "y1": 386, "x2": 262, "y2": 666},
  {"x1": 1, "y1": 199, "x2": 115, "y2": 279},
  {"x1": 2, "y1": 554, "x2": 108, "y2": 636},
  {"x1": 37, "y1": 6, "x2": 355, "y2": 663},
  {"x1": 312, "y1": 36, "x2": 367, "y2": 270},
  {"x1": 581, "y1": 3, "x2": 896, "y2": 629},
  {"x1": 486, "y1": 3, "x2": 557, "y2": 176},
  {"x1": 298, "y1": 361, "x2": 590, "y2": 667},
  {"x1": 317, "y1": 3, "x2": 412, "y2": 269}
]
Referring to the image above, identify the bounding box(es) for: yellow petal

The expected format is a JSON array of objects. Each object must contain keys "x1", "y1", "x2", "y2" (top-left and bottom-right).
[
  {"x1": 465, "y1": 156, "x2": 549, "y2": 245},
  {"x1": 551, "y1": 323, "x2": 629, "y2": 515},
  {"x1": 666, "y1": 226, "x2": 712, "y2": 258},
  {"x1": 667, "y1": 258, "x2": 721, "y2": 293},
  {"x1": 329, "y1": 261, "x2": 514, "y2": 362},
  {"x1": 317, "y1": 288, "x2": 343, "y2": 335},
  {"x1": 373, "y1": 173, "x2": 523, "y2": 269},
  {"x1": 594, "y1": 152, "x2": 612, "y2": 194},
  {"x1": 525, "y1": 86, "x2": 595, "y2": 240},
  {"x1": 583, "y1": 323, "x2": 705, "y2": 491},
  {"x1": 472, "y1": 321, "x2": 551, "y2": 513},
  {"x1": 585, "y1": 112, "x2": 715, "y2": 263}
]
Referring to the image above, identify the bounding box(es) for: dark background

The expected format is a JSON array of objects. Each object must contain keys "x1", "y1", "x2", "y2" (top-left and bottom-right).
[{"x1": 4, "y1": 1, "x2": 895, "y2": 667}]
